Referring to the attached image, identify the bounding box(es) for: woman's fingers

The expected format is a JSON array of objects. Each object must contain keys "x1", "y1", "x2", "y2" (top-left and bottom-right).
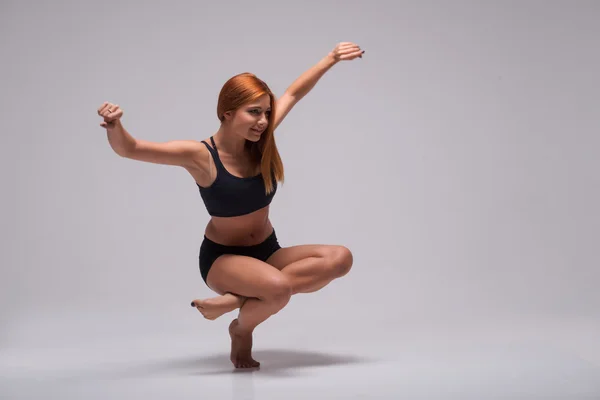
[
  {"x1": 106, "y1": 104, "x2": 120, "y2": 117},
  {"x1": 340, "y1": 49, "x2": 365, "y2": 60},
  {"x1": 332, "y1": 42, "x2": 364, "y2": 61},
  {"x1": 97, "y1": 102, "x2": 109, "y2": 115},
  {"x1": 99, "y1": 103, "x2": 120, "y2": 118},
  {"x1": 98, "y1": 103, "x2": 112, "y2": 116},
  {"x1": 337, "y1": 44, "x2": 360, "y2": 53},
  {"x1": 97, "y1": 102, "x2": 123, "y2": 128}
]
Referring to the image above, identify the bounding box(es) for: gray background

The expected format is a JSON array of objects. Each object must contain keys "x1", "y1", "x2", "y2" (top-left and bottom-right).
[{"x1": 2, "y1": 0, "x2": 599, "y2": 398}]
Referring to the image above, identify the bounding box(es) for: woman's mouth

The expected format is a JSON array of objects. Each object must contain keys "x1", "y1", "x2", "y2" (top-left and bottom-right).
[{"x1": 251, "y1": 128, "x2": 263, "y2": 134}]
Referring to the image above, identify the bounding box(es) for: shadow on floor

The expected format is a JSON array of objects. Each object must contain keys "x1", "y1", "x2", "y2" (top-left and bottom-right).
[{"x1": 60, "y1": 348, "x2": 376, "y2": 380}]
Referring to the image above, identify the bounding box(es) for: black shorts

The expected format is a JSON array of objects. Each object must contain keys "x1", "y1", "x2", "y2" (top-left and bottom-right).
[{"x1": 199, "y1": 229, "x2": 281, "y2": 285}]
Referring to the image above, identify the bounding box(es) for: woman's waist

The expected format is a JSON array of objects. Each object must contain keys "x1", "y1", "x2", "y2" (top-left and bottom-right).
[{"x1": 204, "y1": 215, "x2": 273, "y2": 246}]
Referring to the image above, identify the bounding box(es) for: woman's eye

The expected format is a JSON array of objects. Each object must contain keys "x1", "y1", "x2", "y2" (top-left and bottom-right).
[{"x1": 249, "y1": 109, "x2": 270, "y2": 116}]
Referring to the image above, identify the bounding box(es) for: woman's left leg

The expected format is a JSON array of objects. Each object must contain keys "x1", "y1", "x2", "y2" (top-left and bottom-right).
[
  {"x1": 192, "y1": 243, "x2": 353, "y2": 318},
  {"x1": 266, "y1": 244, "x2": 353, "y2": 294}
]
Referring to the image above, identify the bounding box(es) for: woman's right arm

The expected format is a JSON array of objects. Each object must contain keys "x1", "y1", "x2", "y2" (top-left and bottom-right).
[{"x1": 99, "y1": 102, "x2": 206, "y2": 169}]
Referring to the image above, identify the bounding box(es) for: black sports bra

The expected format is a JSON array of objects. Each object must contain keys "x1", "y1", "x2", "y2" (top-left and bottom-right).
[{"x1": 197, "y1": 137, "x2": 277, "y2": 217}]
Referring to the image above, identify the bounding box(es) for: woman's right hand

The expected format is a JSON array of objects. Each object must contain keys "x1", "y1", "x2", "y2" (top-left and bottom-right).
[{"x1": 97, "y1": 102, "x2": 123, "y2": 129}]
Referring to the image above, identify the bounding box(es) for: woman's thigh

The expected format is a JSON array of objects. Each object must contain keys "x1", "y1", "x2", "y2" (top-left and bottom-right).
[
  {"x1": 265, "y1": 244, "x2": 351, "y2": 271},
  {"x1": 206, "y1": 254, "x2": 290, "y2": 299}
]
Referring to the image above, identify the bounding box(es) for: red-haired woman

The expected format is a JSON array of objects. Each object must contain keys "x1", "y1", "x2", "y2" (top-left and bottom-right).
[{"x1": 97, "y1": 42, "x2": 365, "y2": 369}]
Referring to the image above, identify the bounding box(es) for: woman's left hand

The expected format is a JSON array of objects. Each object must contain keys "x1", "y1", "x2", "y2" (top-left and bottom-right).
[{"x1": 330, "y1": 42, "x2": 365, "y2": 62}]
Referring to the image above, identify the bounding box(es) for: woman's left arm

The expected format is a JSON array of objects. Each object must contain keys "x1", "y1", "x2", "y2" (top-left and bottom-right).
[{"x1": 272, "y1": 42, "x2": 364, "y2": 130}]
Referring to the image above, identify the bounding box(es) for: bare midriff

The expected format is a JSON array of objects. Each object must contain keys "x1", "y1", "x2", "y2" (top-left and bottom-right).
[{"x1": 203, "y1": 205, "x2": 274, "y2": 246}]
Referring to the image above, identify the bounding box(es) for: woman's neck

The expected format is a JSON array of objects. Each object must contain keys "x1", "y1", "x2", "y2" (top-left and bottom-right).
[{"x1": 213, "y1": 125, "x2": 248, "y2": 157}]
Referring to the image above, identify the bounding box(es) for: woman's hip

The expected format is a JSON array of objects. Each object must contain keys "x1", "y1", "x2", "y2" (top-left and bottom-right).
[{"x1": 198, "y1": 228, "x2": 281, "y2": 283}]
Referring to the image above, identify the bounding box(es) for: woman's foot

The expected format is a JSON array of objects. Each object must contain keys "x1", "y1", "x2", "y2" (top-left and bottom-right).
[
  {"x1": 229, "y1": 319, "x2": 260, "y2": 369},
  {"x1": 191, "y1": 293, "x2": 244, "y2": 320}
]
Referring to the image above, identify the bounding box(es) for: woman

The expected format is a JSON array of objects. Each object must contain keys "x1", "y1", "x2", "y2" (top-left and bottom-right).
[{"x1": 97, "y1": 42, "x2": 365, "y2": 369}]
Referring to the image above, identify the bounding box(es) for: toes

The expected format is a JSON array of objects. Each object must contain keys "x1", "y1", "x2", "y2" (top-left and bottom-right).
[
  {"x1": 234, "y1": 360, "x2": 256, "y2": 369},
  {"x1": 191, "y1": 300, "x2": 203, "y2": 309},
  {"x1": 236, "y1": 360, "x2": 259, "y2": 369}
]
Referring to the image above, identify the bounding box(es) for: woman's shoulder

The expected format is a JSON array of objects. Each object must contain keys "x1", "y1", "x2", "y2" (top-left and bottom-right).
[{"x1": 187, "y1": 137, "x2": 217, "y2": 186}]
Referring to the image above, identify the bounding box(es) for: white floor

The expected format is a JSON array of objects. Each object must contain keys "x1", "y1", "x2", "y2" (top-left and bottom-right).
[{"x1": 2, "y1": 312, "x2": 599, "y2": 399}]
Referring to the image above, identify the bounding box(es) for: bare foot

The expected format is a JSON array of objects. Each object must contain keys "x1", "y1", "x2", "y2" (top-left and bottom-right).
[
  {"x1": 229, "y1": 319, "x2": 260, "y2": 369},
  {"x1": 191, "y1": 293, "x2": 244, "y2": 320}
]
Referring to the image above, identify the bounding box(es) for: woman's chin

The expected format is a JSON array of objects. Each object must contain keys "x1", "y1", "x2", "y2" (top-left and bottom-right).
[{"x1": 247, "y1": 131, "x2": 263, "y2": 140}]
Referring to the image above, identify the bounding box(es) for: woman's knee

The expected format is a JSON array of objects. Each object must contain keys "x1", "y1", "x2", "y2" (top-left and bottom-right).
[
  {"x1": 262, "y1": 274, "x2": 293, "y2": 309},
  {"x1": 327, "y1": 246, "x2": 353, "y2": 277}
]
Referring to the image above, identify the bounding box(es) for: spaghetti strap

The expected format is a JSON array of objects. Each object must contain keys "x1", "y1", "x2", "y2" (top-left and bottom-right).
[
  {"x1": 200, "y1": 139, "x2": 223, "y2": 169},
  {"x1": 200, "y1": 140, "x2": 212, "y2": 152},
  {"x1": 210, "y1": 136, "x2": 218, "y2": 152},
  {"x1": 200, "y1": 140, "x2": 216, "y2": 157}
]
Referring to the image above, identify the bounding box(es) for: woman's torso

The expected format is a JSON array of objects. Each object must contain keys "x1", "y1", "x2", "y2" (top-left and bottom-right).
[
  {"x1": 204, "y1": 208, "x2": 273, "y2": 245},
  {"x1": 184, "y1": 137, "x2": 275, "y2": 246}
]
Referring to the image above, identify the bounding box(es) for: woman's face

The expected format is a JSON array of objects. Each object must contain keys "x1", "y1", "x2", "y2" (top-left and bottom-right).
[{"x1": 226, "y1": 94, "x2": 271, "y2": 142}]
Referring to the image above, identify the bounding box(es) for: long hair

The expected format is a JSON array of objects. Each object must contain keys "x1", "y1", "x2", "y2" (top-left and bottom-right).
[{"x1": 217, "y1": 72, "x2": 284, "y2": 194}]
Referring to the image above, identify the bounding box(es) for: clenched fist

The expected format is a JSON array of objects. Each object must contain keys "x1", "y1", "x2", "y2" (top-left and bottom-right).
[{"x1": 97, "y1": 102, "x2": 123, "y2": 129}]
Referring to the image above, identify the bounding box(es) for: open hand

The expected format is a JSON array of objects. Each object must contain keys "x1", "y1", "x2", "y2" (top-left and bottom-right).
[
  {"x1": 97, "y1": 102, "x2": 123, "y2": 129},
  {"x1": 330, "y1": 42, "x2": 365, "y2": 62}
]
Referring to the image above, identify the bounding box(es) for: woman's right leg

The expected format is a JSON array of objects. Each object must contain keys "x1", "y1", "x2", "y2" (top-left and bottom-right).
[{"x1": 205, "y1": 254, "x2": 292, "y2": 368}]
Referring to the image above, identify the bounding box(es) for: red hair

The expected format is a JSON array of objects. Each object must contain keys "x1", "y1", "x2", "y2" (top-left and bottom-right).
[{"x1": 217, "y1": 72, "x2": 284, "y2": 194}]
